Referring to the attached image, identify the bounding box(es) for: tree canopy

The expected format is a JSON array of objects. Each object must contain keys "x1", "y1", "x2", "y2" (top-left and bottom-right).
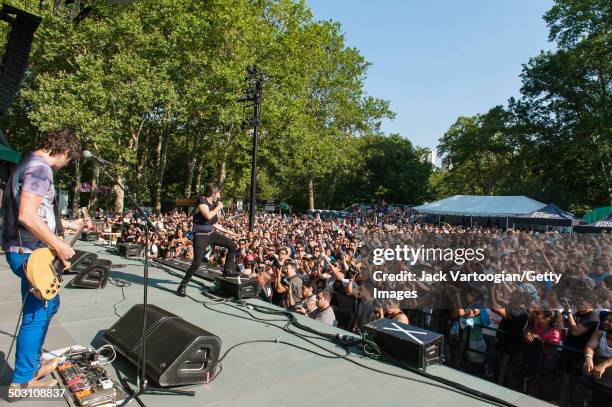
[
  {"x1": 0, "y1": 0, "x2": 608, "y2": 216},
  {"x1": 434, "y1": 0, "x2": 610, "y2": 215}
]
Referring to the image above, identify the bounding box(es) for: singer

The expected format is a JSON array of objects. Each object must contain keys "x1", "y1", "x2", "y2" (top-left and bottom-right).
[{"x1": 176, "y1": 182, "x2": 239, "y2": 297}]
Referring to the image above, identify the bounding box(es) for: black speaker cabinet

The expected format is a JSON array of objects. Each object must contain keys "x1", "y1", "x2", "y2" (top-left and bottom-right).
[
  {"x1": 0, "y1": 5, "x2": 41, "y2": 114},
  {"x1": 103, "y1": 304, "x2": 221, "y2": 387},
  {"x1": 80, "y1": 231, "x2": 99, "y2": 241},
  {"x1": 363, "y1": 318, "x2": 444, "y2": 369},
  {"x1": 217, "y1": 276, "x2": 258, "y2": 300},
  {"x1": 117, "y1": 243, "x2": 142, "y2": 257},
  {"x1": 67, "y1": 250, "x2": 98, "y2": 274},
  {"x1": 71, "y1": 259, "x2": 111, "y2": 289}
]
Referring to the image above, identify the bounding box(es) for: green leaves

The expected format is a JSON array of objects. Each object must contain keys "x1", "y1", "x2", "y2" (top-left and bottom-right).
[
  {"x1": 1, "y1": 0, "x2": 395, "y2": 211},
  {"x1": 437, "y1": 0, "x2": 611, "y2": 214}
]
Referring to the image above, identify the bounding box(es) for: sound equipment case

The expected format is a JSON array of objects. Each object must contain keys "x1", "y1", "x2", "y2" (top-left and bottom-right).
[
  {"x1": 217, "y1": 276, "x2": 258, "y2": 300},
  {"x1": 117, "y1": 243, "x2": 142, "y2": 257},
  {"x1": 363, "y1": 318, "x2": 444, "y2": 370}
]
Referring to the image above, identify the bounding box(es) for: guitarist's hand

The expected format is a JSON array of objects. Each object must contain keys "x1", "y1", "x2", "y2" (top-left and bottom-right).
[{"x1": 53, "y1": 240, "x2": 75, "y2": 262}]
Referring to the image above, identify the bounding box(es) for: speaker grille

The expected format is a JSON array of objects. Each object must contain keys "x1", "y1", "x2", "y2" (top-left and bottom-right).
[
  {"x1": 0, "y1": 5, "x2": 41, "y2": 115},
  {"x1": 104, "y1": 304, "x2": 221, "y2": 386}
]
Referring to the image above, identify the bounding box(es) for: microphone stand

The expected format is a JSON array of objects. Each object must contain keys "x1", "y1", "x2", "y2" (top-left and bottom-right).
[{"x1": 92, "y1": 158, "x2": 194, "y2": 406}]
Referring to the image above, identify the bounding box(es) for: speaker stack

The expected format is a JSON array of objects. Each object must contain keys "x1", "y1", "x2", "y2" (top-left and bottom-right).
[
  {"x1": 0, "y1": 5, "x2": 41, "y2": 115},
  {"x1": 103, "y1": 305, "x2": 221, "y2": 387}
]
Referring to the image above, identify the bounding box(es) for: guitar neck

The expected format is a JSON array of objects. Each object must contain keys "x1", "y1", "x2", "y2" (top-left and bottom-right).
[{"x1": 68, "y1": 221, "x2": 88, "y2": 247}]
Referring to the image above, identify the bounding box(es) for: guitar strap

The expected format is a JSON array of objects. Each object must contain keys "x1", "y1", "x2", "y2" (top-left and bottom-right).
[
  {"x1": 53, "y1": 195, "x2": 64, "y2": 236},
  {"x1": 4, "y1": 166, "x2": 64, "y2": 242}
]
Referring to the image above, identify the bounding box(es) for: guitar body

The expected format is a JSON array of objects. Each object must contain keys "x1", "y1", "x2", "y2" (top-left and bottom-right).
[
  {"x1": 26, "y1": 247, "x2": 67, "y2": 300},
  {"x1": 25, "y1": 221, "x2": 86, "y2": 300}
]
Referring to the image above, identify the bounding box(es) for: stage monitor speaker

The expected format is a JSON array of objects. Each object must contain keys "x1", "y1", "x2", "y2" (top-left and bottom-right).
[
  {"x1": 0, "y1": 5, "x2": 41, "y2": 115},
  {"x1": 71, "y1": 259, "x2": 111, "y2": 289},
  {"x1": 67, "y1": 250, "x2": 98, "y2": 274},
  {"x1": 103, "y1": 304, "x2": 221, "y2": 387},
  {"x1": 80, "y1": 231, "x2": 99, "y2": 241},
  {"x1": 117, "y1": 243, "x2": 142, "y2": 257},
  {"x1": 217, "y1": 276, "x2": 258, "y2": 300},
  {"x1": 363, "y1": 318, "x2": 444, "y2": 370}
]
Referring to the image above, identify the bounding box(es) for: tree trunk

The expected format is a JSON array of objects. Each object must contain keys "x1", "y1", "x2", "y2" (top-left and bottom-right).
[
  {"x1": 218, "y1": 154, "x2": 226, "y2": 187},
  {"x1": 87, "y1": 161, "x2": 100, "y2": 213},
  {"x1": 134, "y1": 130, "x2": 148, "y2": 195},
  {"x1": 308, "y1": 179, "x2": 315, "y2": 210},
  {"x1": 184, "y1": 132, "x2": 201, "y2": 197},
  {"x1": 154, "y1": 135, "x2": 168, "y2": 212},
  {"x1": 114, "y1": 174, "x2": 124, "y2": 214},
  {"x1": 327, "y1": 173, "x2": 337, "y2": 210},
  {"x1": 71, "y1": 158, "x2": 81, "y2": 217},
  {"x1": 184, "y1": 155, "x2": 197, "y2": 197},
  {"x1": 194, "y1": 159, "x2": 204, "y2": 195}
]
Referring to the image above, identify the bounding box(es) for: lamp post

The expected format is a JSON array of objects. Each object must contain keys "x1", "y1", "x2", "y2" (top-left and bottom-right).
[{"x1": 237, "y1": 65, "x2": 266, "y2": 231}]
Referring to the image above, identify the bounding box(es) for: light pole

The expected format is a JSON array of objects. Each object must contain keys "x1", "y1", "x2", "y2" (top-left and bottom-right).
[{"x1": 238, "y1": 65, "x2": 265, "y2": 231}]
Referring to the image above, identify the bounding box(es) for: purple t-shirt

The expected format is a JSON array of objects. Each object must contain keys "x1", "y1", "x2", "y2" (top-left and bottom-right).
[{"x1": 2, "y1": 154, "x2": 56, "y2": 253}]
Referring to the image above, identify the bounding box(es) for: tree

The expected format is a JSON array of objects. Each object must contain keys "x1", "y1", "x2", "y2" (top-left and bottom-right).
[
  {"x1": 436, "y1": 0, "x2": 611, "y2": 214},
  {"x1": 0, "y1": 0, "x2": 395, "y2": 214}
]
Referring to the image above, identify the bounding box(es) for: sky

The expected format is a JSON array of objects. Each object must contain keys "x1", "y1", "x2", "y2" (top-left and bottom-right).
[{"x1": 307, "y1": 0, "x2": 556, "y2": 149}]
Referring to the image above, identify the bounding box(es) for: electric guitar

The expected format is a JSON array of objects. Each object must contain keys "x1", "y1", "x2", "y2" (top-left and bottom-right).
[{"x1": 26, "y1": 220, "x2": 88, "y2": 300}]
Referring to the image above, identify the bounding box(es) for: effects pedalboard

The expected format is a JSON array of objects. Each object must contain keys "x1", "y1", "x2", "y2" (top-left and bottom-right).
[{"x1": 53, "y1": 346, "x2": 128, "y2": 406}]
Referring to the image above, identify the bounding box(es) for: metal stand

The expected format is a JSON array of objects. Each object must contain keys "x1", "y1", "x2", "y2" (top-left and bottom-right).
[
  {"x1": 93, "y1": 159, "x2": 194, "y2": 405},
  {"x1": 238, "y1": 65, "x2": 266, "y2": 232}
]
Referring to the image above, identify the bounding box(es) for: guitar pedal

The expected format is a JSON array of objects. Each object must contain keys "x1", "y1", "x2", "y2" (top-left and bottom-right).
[
  {"x1": 98, "y1": 376, "x2": 113, "y2": 390},
  {"x1": 58, "y1": 363, "x2": 74, "y2": 371},
  {"x1": 73, "y1": 389, "x2": 91, "y2": 400},
  {"x1": 69, "y1": 380, "x2": 91, "y2": 393}
]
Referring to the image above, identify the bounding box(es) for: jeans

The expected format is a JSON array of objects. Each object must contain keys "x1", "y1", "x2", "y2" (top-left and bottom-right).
[
  {"x1": 6, "y1": 252, "x2": 60, "y2": 384},
  {"x1": 180, "y1": 231, "x2": 237, "y2": 286}
]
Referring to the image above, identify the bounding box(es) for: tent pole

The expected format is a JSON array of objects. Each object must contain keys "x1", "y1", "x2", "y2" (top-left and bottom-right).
[{"x1": 470, "y1": 216, "x2": 473, "y2": 227}]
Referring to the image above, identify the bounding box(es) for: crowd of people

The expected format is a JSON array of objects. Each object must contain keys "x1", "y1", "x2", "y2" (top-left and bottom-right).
[{"x1": 85, "y1": 206, "x2": 611, "y2": 406}]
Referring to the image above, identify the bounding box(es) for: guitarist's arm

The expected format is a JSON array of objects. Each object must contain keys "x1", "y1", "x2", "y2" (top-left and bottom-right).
[{"x1": 18, "y1": 191, "x2": 75, "y2": 261}]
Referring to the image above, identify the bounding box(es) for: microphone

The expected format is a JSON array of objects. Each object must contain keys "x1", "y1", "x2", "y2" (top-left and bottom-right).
[
  {"x1": 216, "y1": 200, "x2": 225, "y2": 216},
  {"x1": 82, "y1": 150, "x2": 110, "y2": 165}
]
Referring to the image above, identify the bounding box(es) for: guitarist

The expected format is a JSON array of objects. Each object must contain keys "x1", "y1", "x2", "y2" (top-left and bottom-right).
[{"x1": 2, "y1": 129, "x2": 82, "y2": 390}]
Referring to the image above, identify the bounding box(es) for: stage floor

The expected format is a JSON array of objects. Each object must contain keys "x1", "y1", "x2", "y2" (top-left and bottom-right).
[{"x1": 0, "y1": 241, "x2": 550, "y2": 407}]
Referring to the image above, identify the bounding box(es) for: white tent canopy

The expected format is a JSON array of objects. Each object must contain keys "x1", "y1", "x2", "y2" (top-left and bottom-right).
[{"x1": 414, "y1": 195, "x2": 546, "y2": 217}]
